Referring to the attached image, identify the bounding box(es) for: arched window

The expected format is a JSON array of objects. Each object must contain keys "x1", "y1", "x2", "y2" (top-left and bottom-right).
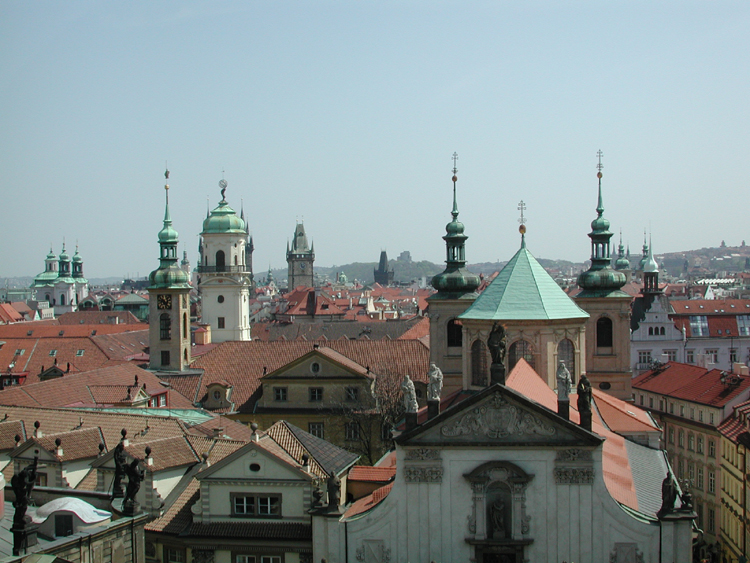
[
  {"x1": 216, "y1": 250, "x2": 225, "y2": 270},
  {"x1": 160, "y1": 313, "x2": 171, "y2": 340},
  {"x1": 234, "y1": 254, "x2": 238, "y2": 265},
  {"x1": 60, "y1": 294, "x2": 66, "y2": 306},
  {"x1": 471, "y1": 340, "x2": 488, "y2": 387},
  {"x1": 183, "y1": 313, "x2": 188, "y2": 339},
  {"x1": 447, "y1": 319, "x2": 462, "y2": 347},
  {"x1": 596, "y1": 316, "x2": 613, "y2": 349},
  {"x1": 660, "y1": 326, "x2": 666, "y2": 336},
  {"x1": 557, "y1": 339, "x2": 575, "y2": 381},
  {"x1": 509, "y1": 339, "x2": 534, "y2": 370},
  {"x1": 648, "y1": 327, "x2": 654, "y2": 336}
]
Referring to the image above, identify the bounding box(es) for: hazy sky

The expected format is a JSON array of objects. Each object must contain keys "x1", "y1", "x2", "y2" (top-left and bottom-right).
[{"x1": 2, "y1": 2, "x2": 748, "y2": 279}]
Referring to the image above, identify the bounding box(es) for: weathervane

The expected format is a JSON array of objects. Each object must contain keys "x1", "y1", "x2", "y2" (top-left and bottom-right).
[
  {"x1": 219, "y1": 172, "x2": 228, "y2": 201},
  {"x1": 452, "y1": 152, "x2": 458, "y2": 176}
]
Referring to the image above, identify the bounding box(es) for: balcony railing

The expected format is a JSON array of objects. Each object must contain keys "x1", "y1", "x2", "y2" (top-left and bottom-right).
[{"x1": 197, "y1": 265, "x2": 251, "y2": 274}]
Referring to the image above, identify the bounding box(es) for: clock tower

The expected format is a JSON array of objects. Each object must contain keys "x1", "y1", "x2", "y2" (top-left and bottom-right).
[
  {"x1": 286, "y1": 222, "x2": 314, "y2": 289},
  {"x1": 148, "y1": 170, "x2": 192, "y2": 371}
]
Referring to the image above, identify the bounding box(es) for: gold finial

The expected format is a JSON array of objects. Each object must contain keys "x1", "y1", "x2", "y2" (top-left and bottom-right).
[{"x1": 165, "y1": 166, "x2": 170, "y2": 190}]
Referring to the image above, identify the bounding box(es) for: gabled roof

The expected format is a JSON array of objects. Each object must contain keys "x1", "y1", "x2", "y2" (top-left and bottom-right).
[
  {"x1": 459, "y1": 244, "x2": 589, "y2": 321},
  {"x1": 263, "y1": 347, "x2": 373, "y2": 380},
  {"x1": 15, "y1": 427, "x2": 106, "y2": 462},
  {"x1": 632, "y1": 362, "x2": 750, "y2": 407},
  {"x1": 267, "y1": 420, "x2": 359, "y2": 476}
]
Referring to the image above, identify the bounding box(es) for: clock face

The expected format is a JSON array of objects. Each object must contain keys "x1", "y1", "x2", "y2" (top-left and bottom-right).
[
  {"x1": 157, "y1": 294, "x2": 172, "y2": 309},
  {"x1": 299, "y1": 262, "x2": 306, "y2": 270}
]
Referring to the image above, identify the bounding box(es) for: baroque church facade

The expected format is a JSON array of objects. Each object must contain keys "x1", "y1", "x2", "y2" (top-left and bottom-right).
[{"x1": 30, "y1": 243, "x2": 89, "y2": 315}]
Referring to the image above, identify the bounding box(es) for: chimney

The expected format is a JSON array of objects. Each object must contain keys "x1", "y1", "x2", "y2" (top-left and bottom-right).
[
  {"x1": 55, "y1": 438, "x2": 63, "y2": 458},
  {"x1": 34, "y1": 420, "x2": 42, "y2": 438},
  {"x1": 145, "y1": 446, "x2": 153, "y2": 466}
]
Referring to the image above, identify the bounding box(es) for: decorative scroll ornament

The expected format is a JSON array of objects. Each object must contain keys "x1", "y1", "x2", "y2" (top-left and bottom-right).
[
  {"x1": 554, "y1": 467, "x2": 594, "y2": 484},
  {"x1": 404, "y1": 466, "x2": 443, "y2": 483},
  {"x1": 405, "y1": 448, "x2": 441, "y2": 461},
  {"x1": 556, "y1": 448, "x2": 593, "y2": 462},
  {"x1": 441, "y1": 393, "x2": 555, "y2": 439}
]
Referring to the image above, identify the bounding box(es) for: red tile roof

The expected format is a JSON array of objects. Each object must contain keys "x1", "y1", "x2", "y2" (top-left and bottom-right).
[
  {"x1": 670, "y1": 299, "x2": 750, "y2": 316},
  {"x1": 344, "y1": 482, "x2": 394, "y2": 517},
  {"x1": 348, "y1": 466, "x2": 396, "y2": 483},
  {"x1": 632, "y1": 362, "x2": 750, "y2": 407},
  {"x1": 33, "y1": 427, "x2": 105, "y2": 461}
]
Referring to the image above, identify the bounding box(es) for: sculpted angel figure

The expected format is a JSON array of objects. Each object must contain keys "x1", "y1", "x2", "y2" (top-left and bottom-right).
[
  {"x1": 402, "y1": 374, "x2": 418, "y2": 413},
  {"x1": 556, "y1": 360, "x2": 572, "y2": 400},
  {"x1": 427, "y1": 363, "x2": 443, "y2": 401}
]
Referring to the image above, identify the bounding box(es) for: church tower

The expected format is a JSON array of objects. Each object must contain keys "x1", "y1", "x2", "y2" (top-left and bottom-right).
[
  {"x1": 287, "y1": 222, "x2": 314, "y2": 289},
  {"x1": 373, "y1": 251, "x2": 395, "y2": 286},
  {"x1": 574, "y1": 152, "x2": 632, "y2": 400},
  {"x1": 427, "y1": 154, "x2": 481, "y2": 392},
  {"x1": 198, "y1": 179, "x2": 253, "y2": 342},
  {"x1": 148, "y1": 170, "x2": 192, "y2": 371}
]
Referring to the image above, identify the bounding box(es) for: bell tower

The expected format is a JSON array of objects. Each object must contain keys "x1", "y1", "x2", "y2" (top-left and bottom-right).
[
  {"x1": 148, "y1": 170, "x2": 192, "y2": 371},
  {"x1": 287, "y1": 222, "x2": 315, "y2": 289}
]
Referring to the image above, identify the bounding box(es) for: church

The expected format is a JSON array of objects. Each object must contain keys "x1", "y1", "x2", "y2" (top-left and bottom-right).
[
  {"x1": 30, "y1": 243, "x2": 89, "y2": 315},
  {"x1": 312, "y1": 157, "x2": 695, "y2": 563}
]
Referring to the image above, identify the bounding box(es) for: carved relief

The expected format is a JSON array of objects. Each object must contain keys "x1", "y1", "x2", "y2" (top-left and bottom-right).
[
  {"x1": 554, "y1": 467, "x2": 594, "y2": 484},
  {"x1": 441, "y1": 393, "x2": 556, "y2": 439},
  {"x1": 356, "y1": 541, "x2": 391, "y2": 563},
  {"x1": 556, "y1": 448, "x2": 593, "y2": 462},
  {"x1": 404, "y1": 466, "x2": 443, "y2": 483},
  {"x1": 609, "y1": 543, "x2": 644, "y2": 563},
  {"x1": 405, "y1": 448, "x2": 441, "y2": 461}
]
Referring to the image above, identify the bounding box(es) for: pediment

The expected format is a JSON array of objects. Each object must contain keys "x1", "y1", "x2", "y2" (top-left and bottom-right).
[
  {"x1": 263, "y1": 349, "x2": 370, "y2": 381},
  {"x1": 197, "y1": 441, "x2": 311, "y2": 482},
  {"x1": 399, "y1": 385, "x2": 602, "y2": 448}
]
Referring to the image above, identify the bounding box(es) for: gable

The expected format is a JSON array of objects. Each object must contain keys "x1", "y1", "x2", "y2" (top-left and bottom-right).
[
  {"x1": 400, "y1": 386, "x2": 602, "y2": 448},
  {"x1": 198, "y1": 442, "x2": 310, "y2": 483},
  {"x1": 263, "y1": 351, "x2": 370, "y2": 381}
]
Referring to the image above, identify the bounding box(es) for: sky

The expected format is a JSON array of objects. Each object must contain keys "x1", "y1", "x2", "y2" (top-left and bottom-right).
[{"x1": 1, "y1": 1, "x2": 749, "y2": 279}]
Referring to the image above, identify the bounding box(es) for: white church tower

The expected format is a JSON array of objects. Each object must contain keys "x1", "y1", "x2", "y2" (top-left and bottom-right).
[{"x1": 198, "y1": 178, "x2": 254, "y2": 342}]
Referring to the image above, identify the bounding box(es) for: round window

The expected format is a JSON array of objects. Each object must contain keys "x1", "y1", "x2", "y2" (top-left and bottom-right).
[
  {"x1": 249, "y1": 463, "x2": 261, "y2": 472},
  {"x1": 218, "y1": 295, "x2": 225, "y2": 303},
  {"x1": 311, "y1": 362, "x2": 321, "y2": 374},
  {"x1": 598, "y1": 382, "x2": 611, "y2": 390}
]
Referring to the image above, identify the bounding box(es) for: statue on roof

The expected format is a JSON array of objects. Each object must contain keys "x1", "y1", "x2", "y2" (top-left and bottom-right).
[
  {"x1": 11, "y1": 455, "x2": 38, "y2": 529},
  {"x1": 556, "y1": 361, "x2": 572, "y2": 400},
  {"x1": 124, "y1": 459, "x2": 145, "y2": 509},
  {"x1": 112, "y1": 441, "x2": 126, "y2": 499},
  {"x1": 327, "y1": 471, "x2": 341, "y2": 511},
  {"x1": 402, "y1": 375, "x2": 418, "y2": 413},
  {"x1": 576, "y1": 374, "x2": 592, "y2": 414},
  {"x1": 488, "y1": 322, "x2": 506, "y2": 366},
  {"x1": 658, "y1": 472, "x2": 678, "y2": 517},
  {"x1": 427, "y1": 363, "x2": 443, "y2": 401}
]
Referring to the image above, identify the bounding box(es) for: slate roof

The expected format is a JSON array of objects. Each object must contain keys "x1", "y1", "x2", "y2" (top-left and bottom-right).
[
  {"x1": 460, "y1": 244, "x2": 589, "y2": 321},
  {"x1": 190, "y1": 340, "x2": 429, "y2": 413},
  {"x1": 267, "y1": 420, "x2": 359, "y2": 477},
  {"x1": 632, "y1": 362, "x2": 750, "y2": 407}
]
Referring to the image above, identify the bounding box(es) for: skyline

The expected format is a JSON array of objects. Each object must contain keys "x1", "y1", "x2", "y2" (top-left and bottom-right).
[{"x1": 2, "y1": 2, "x2": 749, "y2": 278}]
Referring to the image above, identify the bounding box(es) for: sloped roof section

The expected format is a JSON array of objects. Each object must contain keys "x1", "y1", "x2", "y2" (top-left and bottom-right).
[
  {"x1": 268, "y1": 420, "x2": 359, "y2": 476},
  {"x1": 459, "y1": 245, "x2": 589, "y2": 321}
]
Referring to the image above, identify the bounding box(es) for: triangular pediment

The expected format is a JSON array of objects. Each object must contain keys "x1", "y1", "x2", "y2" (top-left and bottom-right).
[
  {"x1": 262, "y1": 348, "x2": 371, "y2": 381},
  {"x1": 398, "y1": 384, "x2": 602, "y2": 448},
  {"x1": 197, "y1": 439, "x2": 312, "y2": 482}
]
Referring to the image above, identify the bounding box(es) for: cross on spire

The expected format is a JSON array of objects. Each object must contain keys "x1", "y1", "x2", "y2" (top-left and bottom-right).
[
  {"x1": 452, "y1": 152, "x2": 459, "y2": 175},
  {"x1": 596, "y1": 150, "x2": 604, "y2": 173},
  {"x1": 517, "y1": 200, "x2": 527, "y2": 225}
]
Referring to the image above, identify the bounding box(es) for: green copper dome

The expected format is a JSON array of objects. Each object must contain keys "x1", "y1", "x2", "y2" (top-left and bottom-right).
[
  {"x1": 149, "y1": 265, "x2": 190, "y2": 289},
  {"x1": 615, "y1": 254, "x2": 630, "y2": 270},
  {"x1": 202, "y1": 200, "x2": 246, "y2": 234},
  {"x1": 445, "y1": 218, "x2": 465, "y2": 236},
  {"x1": 72, "y1": 250, "x2": 83, "y2": 263},
  {"x1": 46, "y1": 248, "x2": 56, "y2": 260},
  {"x1": 59, "y1": 246, "x2": 70, "y2": 261},
  {"x1": 149, "y1": 178, "x2": 191, "y2": 290}
]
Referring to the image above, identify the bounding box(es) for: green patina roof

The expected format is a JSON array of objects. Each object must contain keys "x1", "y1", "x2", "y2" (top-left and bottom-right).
[
  {"x1": 459, "y1": 241, "x2": 589, "y2": 321},
  {"x1": 202, "y1": 200, "x2": 246, "y2": 234}
]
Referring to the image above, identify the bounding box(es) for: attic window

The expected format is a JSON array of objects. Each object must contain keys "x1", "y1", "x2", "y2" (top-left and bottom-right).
[
  {"x1": 58, "y1": 330, "x2": 64, "y2": 336},
  {"x1": 49, "y1": 350, "x2": 57, "y2": 357},
  {"x1": 76, "y1": 350, "x2": 85, "y2": 357},
  {"x1": 91, "y1": 330, "x2": 97, "y2": 336},
  {"x1": 15, "y1": 349, "x2": 25, "y2": 356},
  {"x1": 27, "y1": 331, "x2": 33, "y2": 336},
  {"x1": 310, "y1": 362, "x2": 321, "y2": 374}
]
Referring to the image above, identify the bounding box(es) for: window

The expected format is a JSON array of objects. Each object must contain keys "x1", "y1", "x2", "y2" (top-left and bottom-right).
[
  {"x1": 730, "y1": 349, "x2": 738, "y2": 363},
  {"x1": 649, "y1": 397, "x2": 654, "y2": 409},
  {"x1": 381, "y1": 423, "x2": 392, "y2": 441},
  {"x1": 159, "y1": 394, "x2": 167, "y2": 407},
  {"x1": 710, "y1": 412, "x2": 715, "y2": 425},
  {"x1": 161, "y1": 351, "x2": 170, "y2": 366},
  {"x1": 509, "y1": 339, "x2": 535, "y2": 370},
  {"x1": 738, "y1": 315, "x2": 750, "y2": 336},
  {"x1": 557, "y1": 339, "x2": 575, "y2": 378},
  {"x1": 55, "y1": 514, "x2": 74, "y2": 537},
  {"x1": 309, "y1": 387, "x2": 323, "y2": 402},
  {"x1": 14, "y1": 349, "x2": 25, "y2": 356},
  {"x1": 697, "y1": 436, "x2": 704, "y2": 454},
  {"x1": 708, "y1": 508, "x2": 715, "y2": 532},
  {"x1": 697, "y1": 467, "x2": 704, "y2": 490},
  {"x1": 345, "y1": 387, "x2": 359, "y2": 402},
  {"x1": 660, "y1": 326, "x2": 665, "y2": 336},
  {"x1": 160, "y1": 313, "x2": 171, "y2": 340},
  {"x1": 345, "y1": 422, "x2": 360, "y2": 441},
  {"x1": 659, "y1": 399, "x2": 664, "y2": 411},
  {"x1": 709, "y1": 440, "x2": 716, "y2": 457},
  {"x1": 216, "y1": 250, "x2": 226, "y2": 269},
  {"x1": 308, "y1": 422, "x2": 324, "y2": 438},
  {"x1": 165, "y1": 547, "x2": 186, "y2": 563},
  {"x1": 688, "y1": 434, "x2": 694, "y2": 451},
  {"x1": 232, "y1": 494, "x2": 281, "y2": 517},
  {"x1": 680, "y1": 405, "x2": 685, "y2": 417},
  {"x1": 49, "y1": 349, "x2": 57, "y2": 357},
  {"x1": 274, "y1": 387, "x2": 287, "y2": 402},
  {"x1": 706, "y1": 349, "x2": 718, "y2": 363},
  {"x1": 686, "y1": 349, "x2": 694, "y2": 364},
  {"x1": 76, "y1": 349, "x2": 84, "y2": 357},
  {"x1": 218, "y1": 317, "x2": 226, "y2": 329},
  {"x1": 668, "y1": 427, "x2": 674, "y2": 444},
  {"x1": 699, "y1": 410, "x2": 704, "y2": 422},
  {"x1": 596, "y1": 316, "x2": 613, "y2": 348},
  {"x1": 688, "y1": 463, "x2": 695, "y2": 481},
  {"x1": 665, "y1": 350, "x2": 677, "y2": 362},
  {"x1": 447, "y1": 319, "x2": 462, "y2": 347},
  {"x1": 669, "y1": 402, "x2": 674, "y2": 414},
  {"x1": 708, "y1": 471, "x2": 715, "y2": 493},
  {"x1": 639, "y1": 395, "x2": 643, "y2": 406},
  {"x1": 310, "y1": 362, "x2": 321, "y2": 374},
  {"x1": 689, "y1": 315, "x2": 709, "y2": 336},
  {"x1": 638, "y1": 350, "x2": 652, "y2": 365},
  {"x1": 678, "y1": 430, "x2": 684, "y2": 448},
  {"x1": 235, "y1": 557, "x2": 281, "y2": 563},
  {"x1": 471, "y1": 340, "x2": 488, "y2": 386}
]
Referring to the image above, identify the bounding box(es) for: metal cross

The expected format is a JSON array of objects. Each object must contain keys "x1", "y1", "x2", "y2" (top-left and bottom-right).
[
  {"x1": 452, "y1": 152, "x2": 459, "y2": 174},
  {"x1": 596, "y1": 150, "x2": 604, "y2": 172},
  {"x1": 517, "y1": 200, "x2": 527, "y2": 225}
]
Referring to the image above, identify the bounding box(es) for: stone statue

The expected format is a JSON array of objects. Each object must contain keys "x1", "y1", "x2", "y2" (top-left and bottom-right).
[
  {"x1": 402, "y1": 375, "x2": 418, "y2": 413},
  {"x1": 11, "y1": 456, "x2": 38, "y2": 529},
  {"x1": 556, "y1": 361, "x2": 572, "y2": 400},
  {"x1": 490, "y1": 498, "x2": 505, "y2": 539},
  {"x1": 326, "y1": 472, "x2": 341, "y2": 510},
  {"x1": 659, "y1": 472, "x2": 677, "y2": 516},
  {"x1": 576, "y1": 374, "x2": 592, "y2": 414},
  {"x1": 487, "y1": 322, "x2": 507, "y2": 366},
  {"x1": 112, "y1": 441, "x2": 126, "y2": 498},
  {"x1": 124, "y1": 459, "x2": 144, "y2": 506},
  {"x1": 427, "y1": 363, "x2": 443, "y2": 401}
]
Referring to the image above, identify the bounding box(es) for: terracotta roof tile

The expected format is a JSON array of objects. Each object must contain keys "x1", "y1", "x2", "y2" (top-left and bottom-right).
[
  {"x1": 55, "y1": 311, "x2": 144, "y2": 325},
  {"x1": 348, "y1": 466, "x2": 396, "y2": 483},
  {"x1": 75, "y1": 468, "x2": 99, "y2": 491},
  {"x1": 34, "y1": 427, "x2": 105, "y2": 461},
  {"x1": 344, "y1": 482, "x2": 394, "y2": 517},
  {"x1": 146, "y1": 479, "x2": 199, "y2": 534},
  {"x1": 124, "y1": 435, "x2": 200, "y2": 472},
  {"x1": 0, "y1": 420, "x2": 26, "y2": 450}
]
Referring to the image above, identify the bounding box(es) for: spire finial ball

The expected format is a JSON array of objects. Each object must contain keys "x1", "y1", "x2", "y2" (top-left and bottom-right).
[
  {"x1": 452, "y1": 175, "x2": 457, "y2": 183},
  {"x1": 597, "y1": 172, "x2": 602, "y2": 179},
  {"x1": 519, "y1": 224, "x2": 526, "y2": 235}
]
